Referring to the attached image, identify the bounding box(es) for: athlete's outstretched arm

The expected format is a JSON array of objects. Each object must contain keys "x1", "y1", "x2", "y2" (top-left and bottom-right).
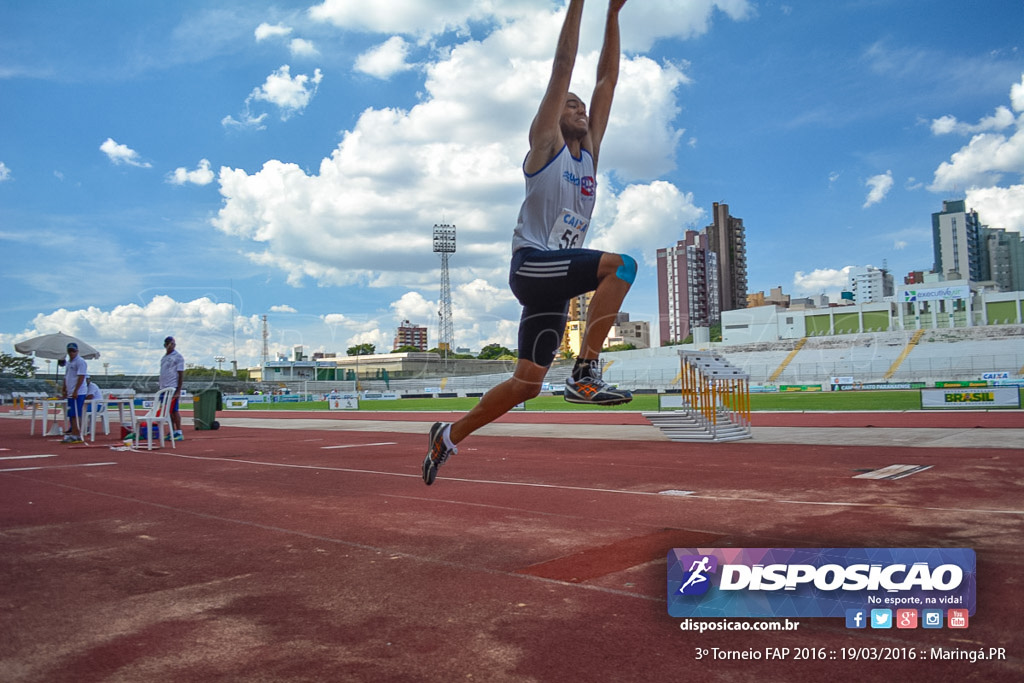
[
  {"x1": 586, "y1": 0, "x2": 626, "y2": 169},
  {"x1": 526, "y1": 0, "x2": 585, "y2": 173}
]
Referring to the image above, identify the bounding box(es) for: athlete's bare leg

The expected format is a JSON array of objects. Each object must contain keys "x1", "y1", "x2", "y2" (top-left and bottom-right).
[
  {"x1": 449, "y1": 358, "x2": 548, "y2": 444},
  {"x1": 578, "y1": 252, "x2": 632, "y2": 360}
]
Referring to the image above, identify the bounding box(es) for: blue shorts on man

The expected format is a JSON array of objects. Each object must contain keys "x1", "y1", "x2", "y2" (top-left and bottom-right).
[{"x1": 67, "y1": 395, "x2": 87, "y2": 419}]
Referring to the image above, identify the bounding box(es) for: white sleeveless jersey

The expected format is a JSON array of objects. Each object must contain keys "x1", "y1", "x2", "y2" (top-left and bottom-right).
[{"x1": 511, "y1": 146, "x2": 597, "y2": 253}]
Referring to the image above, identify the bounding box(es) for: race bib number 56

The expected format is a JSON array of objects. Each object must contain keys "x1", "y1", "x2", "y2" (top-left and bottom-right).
[{"x1": 549, "y1": 208, "x2": 590, "y2": 250}]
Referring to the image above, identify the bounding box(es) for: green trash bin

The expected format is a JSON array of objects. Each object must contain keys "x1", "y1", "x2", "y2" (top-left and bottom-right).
[{"x1": 194, "y1": 388, "x2": 223, "y2": 430}]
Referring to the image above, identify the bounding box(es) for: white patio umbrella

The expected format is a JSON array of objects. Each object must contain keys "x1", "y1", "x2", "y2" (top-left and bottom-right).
[
  {"x1": 14, "y1": 332, "x2": 101, "y2": 436},
  {"x1": 14, "y1": 332, "x2": 101, "y2": 360}
]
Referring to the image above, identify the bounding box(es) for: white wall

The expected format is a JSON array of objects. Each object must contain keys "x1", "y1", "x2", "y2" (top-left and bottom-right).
[{"x1": 720, "y1": 305, "x2": 804, "y2": 345}]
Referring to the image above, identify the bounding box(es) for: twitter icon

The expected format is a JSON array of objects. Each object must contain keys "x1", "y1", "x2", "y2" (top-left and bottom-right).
[{"x1": 870, "y1": 609, "x2": 892, "y2": 629}]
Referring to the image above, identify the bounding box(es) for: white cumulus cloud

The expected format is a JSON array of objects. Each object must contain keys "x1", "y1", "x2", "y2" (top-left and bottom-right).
[
  {"x1": 388, "y1": 281, "x2": 519, "y2": 350},
  {"x1": 355, "y1": 36, "x2": 414, "y2": 79},
  {"x1": 250, "y1": 65, "x2": 324, "y2": 116},
  {"x1": 1012, "y1": 74, "x2": 1024, "y2": 112},
  {"x1": 168, "y1": 159, "x2": 215, "y2": 186},
  {"x1": 222, "y1": 112, "x2": 268, "y2": 131},
  {"x1": 930, "y1": 73, "x2": 1024, "y2": 235},
  {"x1": 309, "y1": 0, "x2": 521, "y2": 38},
  {"x1": 590, "y1": 181, "x2": 704, "y2": 263},
  {"x1": 863, "y1": 170, "x2": 894, "y2": 208},
  {"x1": 0, "y1": 161, "x2": 10, "y2": 181},
  {"x1": 215, "y1": 10, "x2": 697, "y2": 289},
  {"x1": 99, "y1": 138, "x2": 151, "y2": 168},
  {"x1": 792, "y1": 267, "x2": 853, "y2": 295},
  {"x1": 6, "y1": 296, "x2": 260, "y2": 374},
  {"x1": 930, "y1": 106, "x2": 1017, "y2": 136},
  {"x1": 289, "y1": 38, "x2": 319, "y2": 58},
  {"x1": 255, "y1": 22, "x2": 292, "y2": 41},
  {"x1": 308, "y1": 0, "x2": 753, "y2": 53},
  {"x1": 223, "y1": 65, "x2": 324, "y2": 128},
  {"x1": 930, "y1": 129, "x2": 1024, "y2": 190},
  {"x1": 214, "y1": 2, "x2": 752, "y2": 349},
  {"x1": 965, "y1": 184, "x2": 1024, "y2": 232}
]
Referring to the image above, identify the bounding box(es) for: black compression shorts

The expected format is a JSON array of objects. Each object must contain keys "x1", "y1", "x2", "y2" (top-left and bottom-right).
[{"x1": 508, "y1": 247, "x2": 603, "y2": 366}]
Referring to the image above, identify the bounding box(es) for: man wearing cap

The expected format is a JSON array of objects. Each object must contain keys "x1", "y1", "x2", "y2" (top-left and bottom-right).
[
  {"x1": 62, "y1": 342, "x2": 88, "y2": 443},
  {"x1": 160, "y1": 336, "x2": 186, "y2": 441}
]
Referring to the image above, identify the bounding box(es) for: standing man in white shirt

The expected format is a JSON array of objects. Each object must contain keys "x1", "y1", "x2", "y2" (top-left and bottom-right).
[
  {"x1": 62, "y1": 342, "x2": 88, "y2": 443},
  {"x1": 160, "y1": 336, "x2": 186, "y2": 441}
]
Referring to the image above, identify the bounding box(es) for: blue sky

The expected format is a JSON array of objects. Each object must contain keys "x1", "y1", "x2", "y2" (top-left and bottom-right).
[{"x1": 2, "y1": 0, "x2": 1023, "y2": 374}]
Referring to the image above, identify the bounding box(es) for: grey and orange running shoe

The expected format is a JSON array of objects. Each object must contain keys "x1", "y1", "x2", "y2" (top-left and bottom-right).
[{"x1": 422, "y1": 422, "x2": 457, "y2": 485}]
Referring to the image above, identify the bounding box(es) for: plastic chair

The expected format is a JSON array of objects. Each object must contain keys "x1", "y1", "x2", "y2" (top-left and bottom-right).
[
  {"x1": 135, "y1": 388, "x2": 176, "y2": 450},
  {"x1": 84, "y1": 398, "x2": 110, "y2": 441}
]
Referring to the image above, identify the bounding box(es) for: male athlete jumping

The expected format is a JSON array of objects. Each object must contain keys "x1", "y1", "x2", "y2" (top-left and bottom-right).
[{"x1": 423, "y1": 0, "x2": 636, "y2": 485}]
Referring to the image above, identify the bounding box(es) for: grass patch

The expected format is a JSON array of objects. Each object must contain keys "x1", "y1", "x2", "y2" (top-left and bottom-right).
[
  {"x1": 359, "y1": 396, "x2": 663, "y2": 412},
  {"x1": 747, "y1": 390, "x2": 923, "y2": 411},
  {"x1": 227, "y1": 388, "x2": 1017, "y2": 413}
]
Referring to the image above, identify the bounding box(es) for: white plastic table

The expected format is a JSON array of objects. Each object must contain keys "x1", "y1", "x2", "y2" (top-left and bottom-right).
[{"x1": 30, "y1": 398, "x2": 67, "y2": 437}]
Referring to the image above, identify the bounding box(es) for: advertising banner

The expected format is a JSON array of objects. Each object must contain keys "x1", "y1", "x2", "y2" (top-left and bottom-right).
[
  {"x1": 921, "y1": 387, "x2": 1020, "y2": 409},
  {"x1": 832, "y1": 382, "x2": 925, "y2": 391},
  {"x1": 668, "y1": 547, "x2": 976, "y2": 619},
  {"x1": 329, "y1": 397, "x2": 359, "y2": 410},
  {"x1": 902, "y1": 285, "x2": 969, "y2": 302}
]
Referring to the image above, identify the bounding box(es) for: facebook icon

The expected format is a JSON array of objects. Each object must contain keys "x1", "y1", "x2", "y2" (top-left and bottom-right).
[{"x1": 845, "y1": 609, "x2": 867, "y2": 629}]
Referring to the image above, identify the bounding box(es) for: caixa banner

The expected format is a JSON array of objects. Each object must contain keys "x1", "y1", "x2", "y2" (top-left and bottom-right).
[{"x1": 667, "y1": 548, "x2": 975, "y2": 618}]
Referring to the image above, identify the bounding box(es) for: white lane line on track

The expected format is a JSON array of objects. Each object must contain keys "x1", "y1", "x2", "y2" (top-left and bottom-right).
[
  {"x1": 321, "y1": 442, "x2": 397, "y2": 450},
  {"x1": 148, "y1": 451, "x2": 1024, "y2": 516},
  {"x1": 0, "y1": 462, "x2": 117, "y2": 473},
  {"x1": 0, "y1": 454, "x2": 58, "y2": 460}
]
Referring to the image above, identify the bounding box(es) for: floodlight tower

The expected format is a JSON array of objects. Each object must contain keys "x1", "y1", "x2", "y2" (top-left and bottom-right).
[
  {"x1": 261, "y1": 315, "x2": 269, "y2": 368},
  {"x1": 433, "y1": 224, "x2": 456, "y2": 359}
]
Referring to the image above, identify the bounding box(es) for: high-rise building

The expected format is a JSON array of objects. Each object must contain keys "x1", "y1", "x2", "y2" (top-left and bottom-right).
[
  {"x1": 904, "y1": 271, "x2": 926, "y2": 285},
  {"x1": 657, "y1": 230, "x2": 719, "y2": 344},
  {"x1": 848, "y1": 265, "x2": 894, "y2": 303},
  {"x1": 568, "y1": 291, "x2": 593, "y2": 323},
  {"x1": 931, "y1": 199, "x2": 1024, "y2": 292},
  {"x1": 706, "y1": 202, "x2": 748, "y2": 312},
  {"x1": 747, "y1": 286, "x2": 791, "y2": 308},
  {"x1": 560, "y1": 292, "x2": 594, "y2": 358},
  {"x1": 932, "y1": 199, "x2": 983, "y2": 281},
  {"x1": 604, "y1": 313, "x2": 650, "y2": 349},
  {"x1": 393, "y1": 320, "x2": 428, "y2": 351},
  {"x1": 1006, "y1": 229, "x2": 1024, "y2": 291},
  {"x1": 982, "y1": 226, "x2": 1024, "y2": 292}
]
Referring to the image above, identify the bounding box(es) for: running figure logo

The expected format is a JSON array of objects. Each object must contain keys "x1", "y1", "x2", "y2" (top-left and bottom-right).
[{"x1": 678, "y1": 554, "x2": 718, "y2": 595}]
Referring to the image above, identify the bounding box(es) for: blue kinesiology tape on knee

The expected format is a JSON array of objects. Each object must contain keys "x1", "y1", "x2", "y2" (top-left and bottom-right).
[{"x1": 616, "y1": 254, "x2": 637, "y2": 284}]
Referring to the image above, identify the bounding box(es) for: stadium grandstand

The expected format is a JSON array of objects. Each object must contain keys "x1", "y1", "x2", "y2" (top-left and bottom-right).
[{"x1": 4, "y1": 325, "x2": 1021, "y2": 402}]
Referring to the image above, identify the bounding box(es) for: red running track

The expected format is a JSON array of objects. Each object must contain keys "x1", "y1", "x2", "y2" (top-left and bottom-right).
[
  {"x1": 208, "y1": 407, "x2": 1024, "y2": 428},
  {"x1": 0, "y1": 413, "x2": 1020, "y2": 682}
]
